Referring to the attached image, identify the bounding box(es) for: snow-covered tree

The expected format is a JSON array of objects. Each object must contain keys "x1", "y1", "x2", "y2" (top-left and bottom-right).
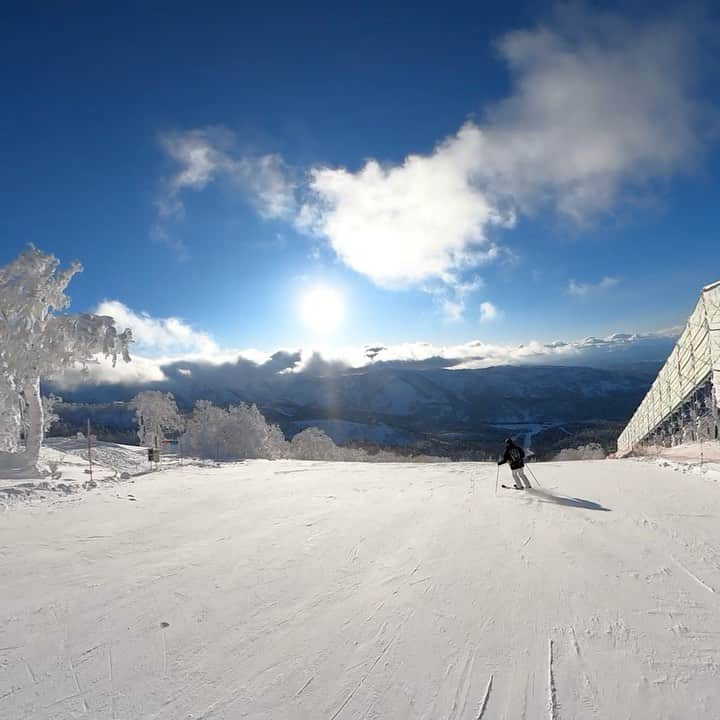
[
  {"x1": 554, "y1": 443, "x2": 607, "y2": 461},
  {"x1": 265, "y1": 424, "x2": 289, "y2": 460},
  {"x1": 176, "y1": 400, "x2": 433, "y2": 464},
  {"x1": 180, "y1": 400, "x2": 288, "y2": 460},
  {"x1": 132, "y1": 391, "x2": 184, "y2": 448},
  {"x1": 180, "y1": 400, "x2": 223, "y2": 459},
  {"x1": 227, "y1": 403, "x2": 289, "y2": 459},
  {"x1": 289, "y1": 427, "x2": 341, "y2": 461},
  {"x1": 41, "y1": 394, "x2": 62, "y2": 434},
  {"x1": 0, "y1": 377, "x2": 21, "y2": 452},
  {"x1": 0, "y1": 246, "x2": 132, "y2": 467}
]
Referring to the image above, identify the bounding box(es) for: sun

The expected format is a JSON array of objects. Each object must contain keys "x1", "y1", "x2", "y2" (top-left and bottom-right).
[{"x1": 300, "y1": 285, "x2": 345, "y2": 333}]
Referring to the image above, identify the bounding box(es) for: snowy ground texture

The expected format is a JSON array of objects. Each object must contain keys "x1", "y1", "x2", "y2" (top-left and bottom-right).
[
  {"x1": 0, "y1": 438, "x2": 168, "y2": 504},
  {"x1": 2, "y1": 453, "x2": 720, "y2": 719}
]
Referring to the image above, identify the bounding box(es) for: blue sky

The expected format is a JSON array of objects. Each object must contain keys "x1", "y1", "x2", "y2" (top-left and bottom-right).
[{"x1": 1, "y1": 1, "x2": 719, "y2": 371}]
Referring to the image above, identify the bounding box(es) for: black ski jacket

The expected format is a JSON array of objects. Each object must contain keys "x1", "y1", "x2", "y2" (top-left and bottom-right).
[{"x1": 498, "y1": 443, "x2": 525, "y2": 470}]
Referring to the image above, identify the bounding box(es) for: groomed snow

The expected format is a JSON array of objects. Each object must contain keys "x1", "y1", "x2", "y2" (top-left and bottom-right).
[{"x1": 2, "y1": 456, "x2": 720, "y2": 718}]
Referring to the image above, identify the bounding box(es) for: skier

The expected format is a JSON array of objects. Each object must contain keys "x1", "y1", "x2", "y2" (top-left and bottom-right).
[{"x1": 498, "y1": 437, "x2": 532, "y2": 489}]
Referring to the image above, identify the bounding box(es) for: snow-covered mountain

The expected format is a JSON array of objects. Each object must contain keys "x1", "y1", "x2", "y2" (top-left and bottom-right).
[{"x1": 49, "y1": 362, "x2": 657, "y2": 453}]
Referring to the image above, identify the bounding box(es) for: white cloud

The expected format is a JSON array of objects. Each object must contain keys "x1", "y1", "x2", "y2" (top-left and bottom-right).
[
  {"x1": 479, "y1": 8, "x2": 703, "y2": 219},
  {"x1": 480, "y1": 301, "x2": 499, "y2": 322},
  {"x1": 161, "y1": 128, "x2": 230, "y2": 196},
  {"x1": 298, "y1": 125, "x2": 513, "y2": 288},
  {"x1": 568, "y1": 276, "x2": 619, "y2": 297},
  {"x1": 298, "y1": 7, "x2": 707, "y2": 288},
  {"x1": 53, "y1": 353, "x2": 170, "y2": 388},
  {"x1": 241, "y1": 154, "x2": 296, "y2": 220},
  {"x1": 95, "y1": 300, "x2": 220, "y2": 356},
  {"x1": 51, "y1": 345, "x2": 273, "y2": 389},
  {"x1": 154, "y1": 128, "x2": 295, "y2": 251},
  {"x1": 292, "y1": 328, "x2": 677, "y2": 371},
  {"x1": 431, "y1": 276, "x2": 485, "y2": 321},
  {"x1": 440, "y1": 298, "x2": 464, "y2": 322},
  {"x1": 49, "y1": 312, "x2": 679, "y2": 390}
]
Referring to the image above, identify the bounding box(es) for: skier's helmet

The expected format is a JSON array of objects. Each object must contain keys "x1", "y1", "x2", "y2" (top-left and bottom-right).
[{"x1": 505, "y1": 437, "x2": 513, "y2": 445}]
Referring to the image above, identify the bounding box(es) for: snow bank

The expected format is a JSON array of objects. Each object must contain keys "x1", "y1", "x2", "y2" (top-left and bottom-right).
[
  {"x1": 632, "y1": 439, "x2": 720, "y2": 464},
  {"x1": 622, "y1": 441, "x2": 720, "y2": 484},
  {"x1": 45, "y1": 437, "x2": 149, "y2": 476},
  {"x1": 0, "y1": 438, "x2": 151, "y2": 505}
]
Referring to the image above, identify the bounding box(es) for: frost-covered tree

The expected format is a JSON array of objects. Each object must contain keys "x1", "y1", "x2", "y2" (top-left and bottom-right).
[
  {"x1": 289, "y1": 427, "x2": 342, "y2": 461},
  {"x1": 265, "y1": 424, "x2": 289, "y2": 460},
  {"x1": 0, "y1": 246, "x2": 132, "y2": 467},
  {"x1": 554, "y1": 443, "x2": 607, "y2": 461},
  {"x1": 41, "y1": 394, "x2": 62, "y2": 434},
  {"x1": 176, "y1": 400, "x2": 433, "y2": 464},
  {"x1": 180, "y1": 400, "x2": 223, "y2": 459},
  {"x1": 180, "y1": 400, "x2": 288, "y2": 460},
  {"x1": 132, "y1": 391, "x2": 184, "y2": 448},
  {"x1": 0, "y1": 377, "x2": 21, "y2": 452}
]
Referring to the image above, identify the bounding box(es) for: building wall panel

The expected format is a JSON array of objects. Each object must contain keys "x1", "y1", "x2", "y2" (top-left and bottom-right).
[{"x1": 617, "y1": 281, "x2": 720, "y2": 454}]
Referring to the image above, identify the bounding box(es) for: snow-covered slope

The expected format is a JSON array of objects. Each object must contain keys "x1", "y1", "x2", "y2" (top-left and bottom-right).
[
  {"x1": 44, "y1": 437, "x2": 151, "y2": 477},
  {"x1": 0, "y1": 439, "x2": 155, "y2": 503},
  {"x1": 2, "y1": 457, "x2": 720, "y2": 718}
]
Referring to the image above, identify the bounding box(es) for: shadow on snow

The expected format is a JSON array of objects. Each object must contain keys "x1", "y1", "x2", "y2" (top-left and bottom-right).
[{"x1": 525, "y1": 487, "x2": 611, "y2": 512}]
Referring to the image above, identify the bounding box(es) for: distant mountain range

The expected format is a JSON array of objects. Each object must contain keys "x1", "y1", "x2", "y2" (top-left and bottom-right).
[{"x1": 48, "y1": 360, "x2": 660, "y2": 458}]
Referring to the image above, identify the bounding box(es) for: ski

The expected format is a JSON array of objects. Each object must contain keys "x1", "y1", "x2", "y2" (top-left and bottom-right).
[{"x1": 501, "y1": 484, "x2": 525, "y2": 490}]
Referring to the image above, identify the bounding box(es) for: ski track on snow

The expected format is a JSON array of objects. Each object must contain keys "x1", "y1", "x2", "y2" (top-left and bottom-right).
[
  {"x1": 547, "y1": 638, "x2": 559, "y2": 720},
  {"x1": 669, "y1": 554, "x2": 717, "y2": 595},
  {"x1": 3, "y1": 457, "x2": 720, "y2": 718},
  {"x1": 449, "y1": 645, "x2": 476, "y2": 719},
  {"x1": 294, "y1": 675, "x2": 314, "y2": 697},
  {"x1": 475, "y1": 674, "x2": 493, "y2": 719},
  {"x1": 328, "y1": 611, "x2": 413, "y2": 720}
]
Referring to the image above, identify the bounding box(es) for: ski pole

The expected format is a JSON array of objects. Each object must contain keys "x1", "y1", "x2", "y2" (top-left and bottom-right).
[
  {"x1": 527, "y1": 465, "x2": 542, "y2": 488},
  {"x1": 495, "y1": 464, "x2": 500, "y2": 495}
]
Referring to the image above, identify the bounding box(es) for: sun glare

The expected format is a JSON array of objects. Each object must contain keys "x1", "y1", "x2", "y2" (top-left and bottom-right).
[{"x1": 300, "y1": 286, "x2": 345, "y2": 333}]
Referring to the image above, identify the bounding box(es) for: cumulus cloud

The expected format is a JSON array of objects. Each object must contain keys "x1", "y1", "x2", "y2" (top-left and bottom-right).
[
  {"x1": 53, "y1": 353, "x2": 170, "y2": 388},
  {"x1": 297, "y1": 125, "x2": 513, "y2": 287},
  {"x1": 353, "y1": 338, "x2": 575, "y2": 369},
  {"x1": 298, "y1": 7, "x2": 708, "y2": 288},
  {"x1": 280, "y1": 327, "x2": 678, "y2": 372},
  {"x1": 568, "y1": 276, "x2": 619, "y2": 296},
  {"x1": 479, "y1": 8, "x2": 704, "y2": 218},
  {"x1": 439, "y1": 329, "x2": 677, "y2": 370},
  {"x1": 50, "y1": 308, "x2": 680, "y2": 391},
  {"x1": 95, "y1": 300, "x2": 220, "y2": 356}
]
